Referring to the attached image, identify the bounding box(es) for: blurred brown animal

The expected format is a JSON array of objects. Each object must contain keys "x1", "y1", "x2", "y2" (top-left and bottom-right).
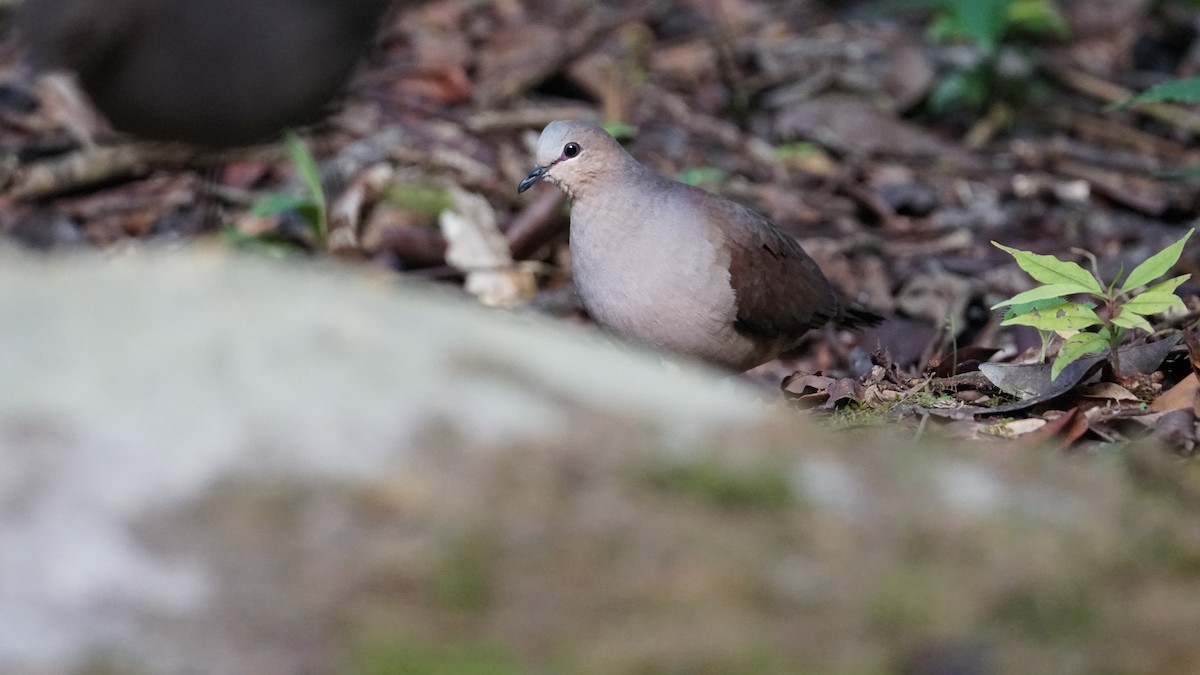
[{"x1": 18, "y1": 0, "x2": 395, "y2": 145}]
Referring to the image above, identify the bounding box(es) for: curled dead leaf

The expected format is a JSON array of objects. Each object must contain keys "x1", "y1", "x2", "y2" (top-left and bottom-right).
[
  {"x1": 439, "y1": 186, "x2": 537, "y2": 308},
  {"x1": 824, "y1": 378, "x2": 866, "y2": 409},
  {"x1": 783, "y1": 372, "x2": 836, "y2": 397},
  {"x1": 1078, "y1": 382, "x2": 1139, "y2": 402}
]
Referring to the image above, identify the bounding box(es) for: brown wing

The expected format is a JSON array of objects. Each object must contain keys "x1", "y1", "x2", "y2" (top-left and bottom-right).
[{"x1": 707, "y1": 195, "x2": 845, "y2": 341}]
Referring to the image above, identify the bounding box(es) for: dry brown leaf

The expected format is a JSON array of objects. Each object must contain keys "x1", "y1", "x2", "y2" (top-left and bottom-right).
[
  {"x1": 1078, "y1": 382, "x2": 1139, "y2": 402},
  {"x1": 783, "y1": 372, "x2": 835, "y2": 396},
  {"x1": 863, "y1": 384, "x2": 902, "y2": 407},
  {"x1": 439, "y1": 185, "x2": 536, "y2": 308},
  {"x1": 1017, "y1": 408, "x2": 1089, "y2": 449},
  {"x1": 327, "y1": 164, "x2": 394, "y2": 253},
  {"x1": 1151, "y1": 372, "x2": 1200, "y2": 414},
  {"x1": 981, "y1": 418, "x2": 1048, "y2": 439},
  {"x1": 824, "y1": 378, "x2": 866, "y2": 409}
]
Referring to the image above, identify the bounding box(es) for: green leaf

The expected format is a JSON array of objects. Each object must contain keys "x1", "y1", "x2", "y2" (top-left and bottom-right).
[
  {"x1": 601, "y1": 121, "x2": 637, "y2": 140},
  {"x1": 927, "y1": 12, "x2": 967, "y2": 43},
  {"x1": 250, "y1": 192, "x2": 313, "y2": 217},
  {"x1": 1154, "y1": 165, "x2": 1200, "y2": 180},
  {"x1": 1111, "y1": 310, "x2": 1155, "y2": 334},
  {"x1": 929, "y1": 67, "x2": 990, "y2": 112},
  {"x1": 286, "y1": 133, "x2": 324, "y2": 203},
  {"x1": 1144, "y1": 274, "x2": 1191, "y2": 295},
  {"x1": 1007, "y1": 0, "x2": 1069, "y2": 39},
  {"x1": 678, "y1": 167, "x2": 727, "y2": 187},
  {"x1": 1002, "y1": 297, "x2": 1065, "y2": 322},
  {"x1": 1000, "y1": 301, "x2": 1103, "y2": 331},
  {"x1": 384, "y1": 185, "x2": 453, "y2": 215},
  {"x1": 992, "y1": 242, "x2": 1103, "y2": 294},
  {"x1": 991, "y1": 282, "x2": 1096, "y2": 309},
  {"x1": 774, "y1": 142, "x2": 823, "y2": 160},
  {"x1": 1120, "y1": 229, "x2": 1194, "y2": 292},
  {"x1": 1051, "y1": 332, "x2": 1108, "y2": 381},
  {"x1": 218, "y1": 225, "x2": 304, "y2": 258},
  {"x1": 285, "y1": 132, "x2": 327, "y2": 244},
  {"x1": 874, "y1": 0, "x2": 955, "y2": 12},
  {"x1": 955, "y1": 0, "x2": 1012, "y2": 51},
  {"x1": 1115, "y1": 77, "x2": 1200, "y2": 108},
  {"x1": 1121, "y1": 291, "x2": 1188, "y2": 317}
]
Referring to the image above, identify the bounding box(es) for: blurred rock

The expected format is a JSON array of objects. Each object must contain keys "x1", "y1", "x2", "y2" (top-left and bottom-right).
[
  {"x1": 2, "y1": 248, "x2": 1200, "y2": 674},
  {"x1": 17, "y1": 0, "x2": 396, "y2": 145}
]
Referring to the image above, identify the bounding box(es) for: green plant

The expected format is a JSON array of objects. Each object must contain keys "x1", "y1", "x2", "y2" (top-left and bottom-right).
[
  {"x1": 1113, "y1": 76, "x2": 1200, "y2": 178},
  {"x1": 383, "y1": 184, "x2": 453, "y2": 214},
  {"x1": 645, "y1": 460, "x2": 792, "y2": 510},
  {"x1": 921, "y1": 0, "x2": 1067, "y2": 50},
  {"x1": 991, "y1": 230, "x2": 1193, "y2": 380},
  {"x1": 885, "y1": 0, "x2": 1067, "y2": 111},
  {"x1": 774, "y1": 141, "x2": 836, "y2": 173},
  {"x1": 827, "y1": 402, "x2": 891, "y2": 429},
  {"x1": 600, "y1": 120, "x2": 637, "y2": 140},
  {"x1": 247, "y1": 132, "x2": 328, "y2": 247},
  {"x1": 677, "y1": 166, "x2": 728, "y2": 189},
  {"x1": 1117, "y1": 76, "x2": 1200, "y2": 107}
]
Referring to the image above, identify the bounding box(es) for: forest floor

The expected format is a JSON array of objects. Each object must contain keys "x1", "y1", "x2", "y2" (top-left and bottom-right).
[{"x1": 1, "y1": 0, "x2": 1198, "y2": 452}]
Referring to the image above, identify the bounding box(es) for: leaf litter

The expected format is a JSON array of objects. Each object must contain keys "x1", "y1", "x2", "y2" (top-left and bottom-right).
[{"x1": 0, "y1": 0, "x2": 1198, "y2": 451}]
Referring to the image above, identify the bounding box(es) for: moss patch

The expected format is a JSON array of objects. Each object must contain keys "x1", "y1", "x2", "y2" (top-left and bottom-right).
[
  {"x1": 645, "y1": 460, "x2": 792, "y2": 510},
  {"x1": 348, "y1": 641, "x2": 521, "y2": 675}
]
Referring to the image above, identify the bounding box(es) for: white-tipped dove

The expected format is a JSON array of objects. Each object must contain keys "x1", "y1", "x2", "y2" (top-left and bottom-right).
[{"x1": 517, "y1": 120, "x2": 880, "y2": 372}]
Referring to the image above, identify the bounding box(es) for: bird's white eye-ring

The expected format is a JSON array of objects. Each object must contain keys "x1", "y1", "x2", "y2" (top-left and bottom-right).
[{"x1": 562, "y1": 142, "x2": 580, "y2": 158}]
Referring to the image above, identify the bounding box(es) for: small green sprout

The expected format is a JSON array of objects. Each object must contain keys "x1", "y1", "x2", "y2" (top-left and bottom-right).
[
  {"x1": 600, "y1": 121, "x2": 637, "y2": 141},
  {"x1": 677, "y1": 166, "x2": 727, "y2": 188},
  {"x1": 884, "y1": 0, "x2": 1068, "y2": 112},
  {"x1": 248, "y1": 132, "x2": 328, "y2": 248}
]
